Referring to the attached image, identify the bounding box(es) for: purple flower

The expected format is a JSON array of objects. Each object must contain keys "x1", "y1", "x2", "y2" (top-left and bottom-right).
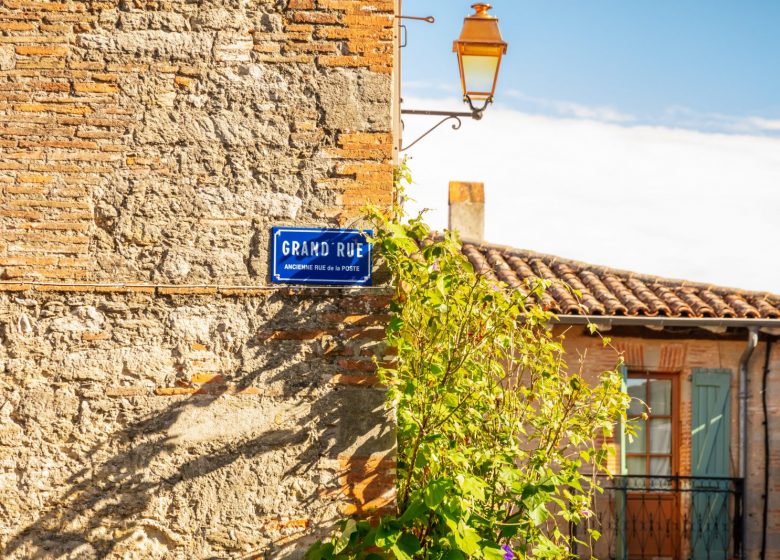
[{"x1": 502, "y1": 544, "x2": 514, "y2": 560}]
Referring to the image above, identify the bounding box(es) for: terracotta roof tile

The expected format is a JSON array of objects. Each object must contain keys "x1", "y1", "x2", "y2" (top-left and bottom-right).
[
  {"x1": 698, "y1": 290, "x2": 736, "y2": 318},
  {"x1": 578, "y1": 270, "x2": 628, "y2": 315},
  {"x1": 553, "y1": 263, "x2": 606, "y2": 315},
  {"x1": 530, "y1": 259, "x2": 579, "y2": 314},
  {"x1": 462, "y1": 244, "x2": 497, "y2": 281},
  {"x1": 504, "y1": 255, "x2": 557, "y2": 310},
  {"x1": 651, "y1": 284, "x2": 694, "y2": 317},
  {"x1": 625, "y1": 278, "x2": 671, "y2": 317},
  {"x1": 751, "y1": 297, "x2": 780, "y2": 319},
  {"x1": 723, "y1": 294, "x2": 761, "y2": 318},
  {"x1": 460, "y1": 241, "x2": 780, "y2": 320},
  {"x1": 676, "y1": 289, "x2": 715, "y2": 317},
  {"x1": 485, "y1": 249, "x2": 524, "y2": 291},
  {"x1": 602, "y1": 274, "x2": 650, "y2": 316}
]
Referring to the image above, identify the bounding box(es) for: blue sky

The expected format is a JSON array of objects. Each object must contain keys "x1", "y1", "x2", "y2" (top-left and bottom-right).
[
  {"x1": 401, "y1": 1, "x2": 780, "y2": 292},
  {"x1": 402, "y1": 0, "x2": 780, "y2": 134}
]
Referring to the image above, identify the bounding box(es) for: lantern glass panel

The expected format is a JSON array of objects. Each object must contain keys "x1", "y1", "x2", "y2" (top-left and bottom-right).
[
  {"x1": 456, "y1": 42, "x2": 503, "y2": 100},
  {"x1": 461, "y1": 54, "x2": 500, "y2": 99}
]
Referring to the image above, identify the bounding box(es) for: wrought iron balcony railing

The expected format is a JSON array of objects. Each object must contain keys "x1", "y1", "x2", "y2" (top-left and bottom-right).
[{"x1": 569, "y1": 475, "x2": 743, "y2": 560}]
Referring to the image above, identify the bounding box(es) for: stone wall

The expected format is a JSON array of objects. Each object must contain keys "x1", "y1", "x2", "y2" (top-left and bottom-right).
[
  {"x1": 0, "y1": 0, "x2": 398, "y2": 558},
  {"x1": 0, "y1": 286, "x2": 395, "y2": 558}
]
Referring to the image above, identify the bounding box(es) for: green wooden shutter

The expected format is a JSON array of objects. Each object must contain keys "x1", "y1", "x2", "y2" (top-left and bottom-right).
[
  {"x1": 692, "y1": 369, "x2": 731, "y2": 477},
  {"x1": 691, "y1": 368, "x2": 732, "y2": 560}
]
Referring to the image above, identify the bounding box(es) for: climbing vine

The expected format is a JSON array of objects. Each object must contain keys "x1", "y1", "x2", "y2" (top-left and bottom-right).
[{"x1": 306, "y1": 165, "x2": 628, "y2": 559}]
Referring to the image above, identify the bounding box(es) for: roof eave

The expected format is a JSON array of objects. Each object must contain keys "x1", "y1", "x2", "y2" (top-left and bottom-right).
[{"x1": 554, "y1": 314, "x2": 780, "y2": 332}]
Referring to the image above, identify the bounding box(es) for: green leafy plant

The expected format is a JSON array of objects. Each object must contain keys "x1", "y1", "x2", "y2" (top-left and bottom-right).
[{"x1": 307, "y1": 165, "x2": 628, "y2": 559}]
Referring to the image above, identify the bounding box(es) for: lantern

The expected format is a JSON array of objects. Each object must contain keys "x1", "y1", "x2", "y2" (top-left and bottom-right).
[{"x1": 453, "y1": 3, "x2": 508, "y2": 107}]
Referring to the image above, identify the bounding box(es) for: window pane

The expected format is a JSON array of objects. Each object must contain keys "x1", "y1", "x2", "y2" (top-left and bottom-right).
[
  {"x1": 626, "y1": 456, "x2": 646, "y2": 476},
  {"x1": 650, "y1": 418, "x2": 672, "y2": 454},
  {"x1": 650, "y1": 457, "x2": 671, "y2": 477},
  {"x1": 649, "y1": 379, "x2": 672, "y2": 415},
  {"x1": 627, "y1": 379, "x2": 646, "y2": 417},
  {"x1": 626, "y1": 419, "x2": 646, "y2": 454}
]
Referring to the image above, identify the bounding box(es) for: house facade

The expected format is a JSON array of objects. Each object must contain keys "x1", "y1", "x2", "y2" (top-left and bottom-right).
[
  {"x1": 0, "y1": 1, "x2": 400, "y2": 558},
  {"x1": 462, "y1": 238, "x2": 780, "y2": 560}
]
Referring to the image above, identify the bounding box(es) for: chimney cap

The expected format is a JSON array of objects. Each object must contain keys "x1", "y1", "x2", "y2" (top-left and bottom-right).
[{"x1": 448, "y1": 181, "x2": 485, "y2": 204}]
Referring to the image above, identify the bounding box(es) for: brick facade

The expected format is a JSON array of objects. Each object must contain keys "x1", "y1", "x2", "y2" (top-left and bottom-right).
[
  {"x1": 0, "y1": 1, "x2": 398, "y2": 558},
  {"x1": 560, "y1": 327, "x2": 780, "y2": 558}
]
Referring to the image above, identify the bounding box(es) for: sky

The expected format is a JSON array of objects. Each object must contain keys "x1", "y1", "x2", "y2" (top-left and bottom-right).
[{"x1": 400, "y1": 1, "x2": 780, "y2": 293}]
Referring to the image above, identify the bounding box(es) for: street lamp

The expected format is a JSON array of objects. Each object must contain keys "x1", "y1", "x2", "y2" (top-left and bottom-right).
[
  {"x1": 453, "y1": 4, "x2": 508, "y2": 112},
  {"x1": 399, "y1": 3, "x2": 508, "y2": 151}
]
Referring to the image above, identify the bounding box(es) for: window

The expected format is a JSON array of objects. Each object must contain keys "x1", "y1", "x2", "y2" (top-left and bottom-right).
[{"x1": 626, "y1": 373, "x2": 677, "y2": 485}]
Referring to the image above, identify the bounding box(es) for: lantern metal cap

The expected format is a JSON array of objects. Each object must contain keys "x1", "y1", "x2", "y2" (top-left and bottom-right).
[
  {"x1": 471, "y1": 3, "x2": 496, "y2": 18},
  {"x1": 453, "y1": 3, "x2": 508, "y2": 52}
]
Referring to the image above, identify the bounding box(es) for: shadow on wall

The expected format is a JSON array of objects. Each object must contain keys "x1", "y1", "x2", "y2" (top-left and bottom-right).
[{"x1": 1, "y1": 291, "x2": 395, "y2": 559}]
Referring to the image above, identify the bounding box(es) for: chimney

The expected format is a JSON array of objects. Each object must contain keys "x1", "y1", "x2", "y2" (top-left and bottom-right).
[{"x1": 448, "y1": 181, "x2": 484, "y2": 241}]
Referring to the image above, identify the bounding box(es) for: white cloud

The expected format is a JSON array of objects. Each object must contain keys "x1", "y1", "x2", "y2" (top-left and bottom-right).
[
  {"x1": 744, "y1": 117, "x2": 780, "y2": 132},
  {"x1": 660, "y1": 106, "x2": 780, "y2": 137},
  {"x1": 504, "y1": 90, "x2": 635, "y2": 123},
  {"x1": 402, "y1": 97, "x2": 780, "y2": 293}
]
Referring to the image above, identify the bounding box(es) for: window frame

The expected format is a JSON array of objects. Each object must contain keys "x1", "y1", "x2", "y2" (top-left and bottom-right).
[{"x1": 625, "y1": 371, "x2": 680, "y2": 481}]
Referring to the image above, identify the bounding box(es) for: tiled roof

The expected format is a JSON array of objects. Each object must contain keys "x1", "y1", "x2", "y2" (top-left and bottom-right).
[{"x1": 461, "y1": 241, "x2": 780, "y2": 319}]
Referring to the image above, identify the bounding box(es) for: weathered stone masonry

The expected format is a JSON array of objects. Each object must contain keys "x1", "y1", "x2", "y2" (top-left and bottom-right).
[
  {"x1": 0, "y1": 287, "x2": 396, "y2": 558},
  {"x1": 0, "y1": 0, "x2": 397, "y2": 558}
]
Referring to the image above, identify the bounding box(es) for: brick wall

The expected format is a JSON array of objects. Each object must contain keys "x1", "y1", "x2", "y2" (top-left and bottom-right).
[
  {"x1": 0, "y1": 1, "x2": 398, "y2": 558},
  {"x1": 559, "y1": 327, "x2": 780, "y2": 558}
]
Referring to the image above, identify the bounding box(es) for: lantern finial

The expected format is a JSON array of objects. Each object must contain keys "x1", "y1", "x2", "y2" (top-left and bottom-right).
[{"x1": 471, "y1": 4, "x2": 493, "y2": 17}]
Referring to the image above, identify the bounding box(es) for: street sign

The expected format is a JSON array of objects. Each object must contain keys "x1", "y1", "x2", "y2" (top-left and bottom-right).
[{"x1": 270, "y1": 227, "x2": 373, "y2": 286}]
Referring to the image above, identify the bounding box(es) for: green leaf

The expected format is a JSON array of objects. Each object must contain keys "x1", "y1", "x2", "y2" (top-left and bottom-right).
[
  {"x1": 374, "y1": 520, "x2": 401, "y2": 548},
  {"x1": 333, "y1": 519, "x2": 357, "y2": 554},
  {"x1": 483, "y1": 546, "x2": 508, "y2": 560},
  {"x1": 424, "y1": 479, "x2": 450, "y2": 510},
  {"x1": 529, "y1": 503, "x2": 549, "y2": 526},
  {"x1": 457, "y1": 524, "x2": 482, "y2": 556},
  {"x1": 398, "y1": 499, "x2": 427, "y2": 524},
  {"x1": 391, "y1": 533, "x2": 421, "y2": 560},
  {"x1": 456, "y1": 474, "x2": 486, "y2": 501},
  {"x1": 304, "y1": 541, "x2": 329, "y2": 560},
  {"x1": 388, "y1": 316, "x2": 404, "y2": 333}
]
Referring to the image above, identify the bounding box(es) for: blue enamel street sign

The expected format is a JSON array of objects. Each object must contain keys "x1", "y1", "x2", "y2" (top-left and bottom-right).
[{"x1": 271, "y1": 227, "x2": 373, "y2": 286}]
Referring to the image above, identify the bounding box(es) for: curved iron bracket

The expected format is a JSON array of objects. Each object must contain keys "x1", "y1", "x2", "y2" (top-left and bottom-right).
[
  {"x1": 400, "y1": 114, "x2": 464, "y2": 152},
  {"x1": 399, "y1": 99, "x2": 490, "y2": 152}
]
